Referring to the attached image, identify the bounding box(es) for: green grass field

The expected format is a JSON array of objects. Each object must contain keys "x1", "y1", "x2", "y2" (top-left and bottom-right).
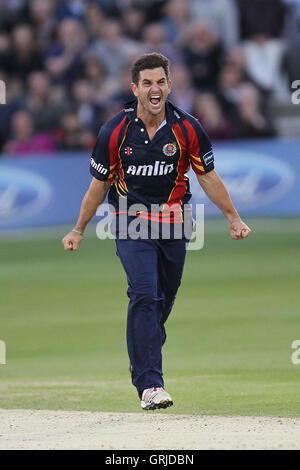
[{"x1": 0, "y1": 218, "x2": 300, "y2": 416}]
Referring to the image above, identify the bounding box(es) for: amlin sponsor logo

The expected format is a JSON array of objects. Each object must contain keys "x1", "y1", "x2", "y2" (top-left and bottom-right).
[
  {"x1": 191, "y1": 151, "x2": 294, "y2": 207},
  {"x1": 0, "y1": 167, "x2": 52, "y2": 225},
  {"x1": 127, "y1": 161, "x2": 174, "y2": 176},
  {"x1": 90, "y1": 157, "x2": 108, "y2": 175}
]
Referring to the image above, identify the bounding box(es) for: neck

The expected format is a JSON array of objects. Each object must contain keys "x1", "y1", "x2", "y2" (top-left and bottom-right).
[{"x1": 137, "y1": 103, "x2": 166, "y2": 129}]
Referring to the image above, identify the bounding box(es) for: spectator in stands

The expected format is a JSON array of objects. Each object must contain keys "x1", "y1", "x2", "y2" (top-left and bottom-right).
[
  {"x1": 6, "y1": 24, "x2": 44, "y2": 83},
  {"x1": 236, "y1": 83, "x2": 276, "y2": 138},
  {"x1": 79, "y1": 53, "x2": 112, "y2": 116},
  {"x1": 28, "y1": 0, "x2": 57, "y2": 48},
  {"x1": 71, "y1": 78, "x2": 105, "y2": 132},
  {"x1": 216, "y1": 58, "x2": 271, "y2": 135},
  {"x1": 188, "y1": 0, "x2": 239, "y2": 49},
  {"x1": 181, "y1": 21, "x2": 223, "y2": 91},
  {"x1": 217, "y1": 61, "x2": 249, "y2": 110},
  {"x1": 169, "y1": 63, "x2": 195, "y2": 113},
  {"x1": 0, "y1": 32, "x2": 11, "y2": 73},
  {"x1": 3, "y1": 109, "x2": 55, "y2": 155},
  {"x1": 44, "y1": 18, "x2": 88, "y2": 86},
  {"x1": 192, "y1": 92, "x2": 237, "y2": 140},
  {"x1": 83, "y1": 2, "x2": 106, "y2": 42},
  {"x1": 223, "y1": 45, "x2": 271, "y2": 108},
  {"x1": 81, "y1": 53, "x2": 107, "y2": 88},
  {"x1": 282, "y1": 0, "x2": 300, "y2": 85},
  {"x1": 236, "y1": 0, "x2": 287, "y2": 96},
  {"x1": 160, "y1": 0, "x2": 190, "y2": 43},
  {"x1": 89, "y1": 19, "x2": 141, "y2": 92},
  {"x1": 110, "y1": 67, "x2": 135, "y2": 108},
  {"x1": 0, "y1": 71, "x2": 24, "y2": 152},
  {"x1": 23, "y1": 70, "x2": 70, "y2": 132},
  {"x1": 225, "y1": 46, "x2": 248, "y2": 71},
  {"x1": 141, "y1": 22, "x2": 183, "y2": 64},
  {"x1": 121, "y1": 7, "x2": 146, "y2": 41},
  {"x1": 56, "y1": 111, "x2": 95, "y2": 150}
]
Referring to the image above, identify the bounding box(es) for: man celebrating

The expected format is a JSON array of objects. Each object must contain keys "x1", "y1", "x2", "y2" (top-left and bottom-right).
[{"x1": 62, "y1": 53, "x2": 251, "y2": 410}]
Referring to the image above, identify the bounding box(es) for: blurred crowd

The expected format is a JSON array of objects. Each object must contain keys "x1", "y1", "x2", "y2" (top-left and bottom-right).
[{"x1": 0, "y1": 0, "x2": 299, "y2": 156}]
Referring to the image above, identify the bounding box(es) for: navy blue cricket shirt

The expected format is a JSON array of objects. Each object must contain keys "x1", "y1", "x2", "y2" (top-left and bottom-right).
[{"x1": 89, "y1": 98, "x2": 214, "y2": 217}]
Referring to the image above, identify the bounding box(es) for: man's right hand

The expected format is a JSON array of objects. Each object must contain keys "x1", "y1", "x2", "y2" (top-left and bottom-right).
[{"x1": 62, "y1": 231, "x2": 83, "y2": 251}]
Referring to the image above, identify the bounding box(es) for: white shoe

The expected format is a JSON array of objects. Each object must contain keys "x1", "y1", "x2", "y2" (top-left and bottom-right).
[{"x1": 141, "y1": 387, "x2": 173, "y2": 410}]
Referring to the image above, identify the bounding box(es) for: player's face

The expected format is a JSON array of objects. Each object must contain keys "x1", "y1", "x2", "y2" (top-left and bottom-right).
[{"x1": 131, "y1": 67, "x2": 171, "y2": 117}]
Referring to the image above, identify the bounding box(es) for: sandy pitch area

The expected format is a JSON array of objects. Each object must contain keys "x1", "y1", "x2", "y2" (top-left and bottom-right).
[{"x1": 0, "y1": 409, "x2": 300, "y2": 450}]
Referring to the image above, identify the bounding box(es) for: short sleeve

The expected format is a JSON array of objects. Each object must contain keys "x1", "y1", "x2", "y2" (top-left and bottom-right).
[
  {"x1": 89, "y1": 123, "x2": 118, "y2": 182},
  {"x1": 184, "y1": 118, "x2": 215, "y2": 175}
]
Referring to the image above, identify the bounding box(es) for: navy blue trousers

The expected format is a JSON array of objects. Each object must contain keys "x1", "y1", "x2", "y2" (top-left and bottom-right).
[{"x1": 116, "y1": 238, "x2": 186, "y2": 398}]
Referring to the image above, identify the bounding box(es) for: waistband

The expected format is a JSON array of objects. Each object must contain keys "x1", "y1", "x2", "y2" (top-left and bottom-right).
[{"x1": 114, "y1": 203, "x2": 183, "y2": 224}]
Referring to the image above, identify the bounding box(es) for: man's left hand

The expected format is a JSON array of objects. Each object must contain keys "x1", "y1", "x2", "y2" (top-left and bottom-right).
[{"x1": 229, "y1": 218, "x2": 252, "y2": 240}]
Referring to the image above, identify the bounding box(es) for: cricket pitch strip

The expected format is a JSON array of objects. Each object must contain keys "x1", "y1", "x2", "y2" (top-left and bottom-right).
[{"x1": 0, "y1": 409, "x2": 300, "y2": 450}]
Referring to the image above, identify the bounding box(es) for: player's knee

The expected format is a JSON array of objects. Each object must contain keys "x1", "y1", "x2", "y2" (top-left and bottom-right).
[
  {"x1": 127, "y1": 286, "x2": 159, "y2": 304},
  {"x1": 128, "y1": 278, "x2": 157, "y2": 294}
]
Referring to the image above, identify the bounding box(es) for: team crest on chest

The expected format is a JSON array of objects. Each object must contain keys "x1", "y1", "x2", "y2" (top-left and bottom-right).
[{"x1": 163, "y1": 142, "x2": 177, "y2": 156}]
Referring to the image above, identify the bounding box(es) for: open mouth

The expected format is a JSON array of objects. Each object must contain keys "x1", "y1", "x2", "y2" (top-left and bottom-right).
[{"x1": 149, "y1": 95, "x2": 162, "y2": 106}]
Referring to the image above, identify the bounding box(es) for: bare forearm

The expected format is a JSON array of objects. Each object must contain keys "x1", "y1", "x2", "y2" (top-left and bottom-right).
[
  {"x1": 197, "y1": 170, "x2": 240, "y2": 222},
  {"x1": 74, "y1": 178, "x2": 111, "y2": 232},
  {"x1": 197, "y1": 170, "x2": 251, "y2": 239}
]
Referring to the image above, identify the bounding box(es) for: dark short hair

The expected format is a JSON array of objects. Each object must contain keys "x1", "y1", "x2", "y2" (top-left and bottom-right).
[{"x1": 131, "y1": 53, "x2": 170, "y2": 85}]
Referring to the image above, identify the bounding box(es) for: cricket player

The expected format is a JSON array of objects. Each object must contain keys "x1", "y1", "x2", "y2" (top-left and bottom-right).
[{"x1": 62, "y1": 53, "x2": 251, "y2": 410}]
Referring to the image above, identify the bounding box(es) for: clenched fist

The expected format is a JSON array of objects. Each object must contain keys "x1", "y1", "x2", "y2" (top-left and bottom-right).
[
  {"x1": 229, "y1": 218, "x2": 252, "y2": 240},
  {"x1": 62, "y1": 231, "x2": 83, "y2": 251}
]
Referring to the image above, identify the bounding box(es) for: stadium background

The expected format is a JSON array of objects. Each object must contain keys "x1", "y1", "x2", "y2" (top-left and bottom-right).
[{"x1": 0, "y1": 0, "x2": 299, "y2": 416}]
